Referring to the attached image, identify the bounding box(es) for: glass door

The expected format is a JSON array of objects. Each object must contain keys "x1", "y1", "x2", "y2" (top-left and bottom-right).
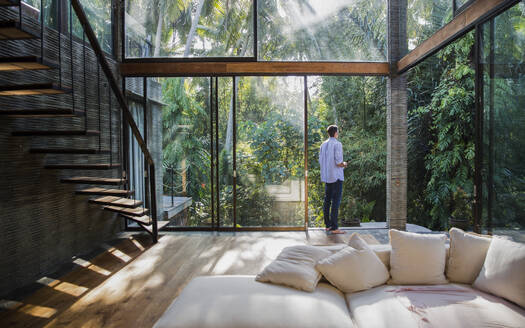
[
  {"x1": 158, "y1": 74, "x2": 386, "y2": 230},
  {"x1": 232, "y1": 76, "x2": 305, "y2": 227}
]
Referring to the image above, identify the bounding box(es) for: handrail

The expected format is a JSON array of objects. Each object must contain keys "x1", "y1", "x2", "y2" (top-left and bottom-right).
[{"x1": 70, "y1": 0, "x2": 158, "y2": 241}]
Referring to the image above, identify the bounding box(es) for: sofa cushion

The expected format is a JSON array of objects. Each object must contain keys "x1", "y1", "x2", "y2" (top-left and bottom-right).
[
  {"x1": 255, "y1": 245, "x2": 332, "y2": 292},
  {"x1": 347, "y1": 232, "x2": 372, "y2": 250},
  {"x1": 367, "y1": 244, "x2": 391, "y2": 269},
  {"x1": 316, "y1": 246, "x2": 389, "y2": 293},
  {"x1": 447, "y1": 228, "x2": 491, "y2": 284},
  {"x1": 473, "y1": 237, "x2": 525, "y2": 308},
  {"x1": 317, "y1": 242, "x2": 392, "y2": 269},
  {"x1": 154, "y1": 275, "x2": 354, "y2": 328},
  {"x1": 367, "y1": 244, "x2": 450, "y2": 270},
  {"x1": 346, "y1": 283, "x2": 525, "y2": 328},
  {"x1": 389, "y1": 229, "x2": 448, "y2": 284}
]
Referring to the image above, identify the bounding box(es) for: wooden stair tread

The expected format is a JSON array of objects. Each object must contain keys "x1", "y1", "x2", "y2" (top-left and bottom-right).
[
  {"x1": 30, "y1": 148, "x2": 110, "y2": 154},
  {"x1": 14, "y1": 130, "x2": 100, "y2": 136},
  {"x1": 76, "y1": 188, "x2": 132, "y2": 196},
  {"x1": 0, "y1": 20, "x2": 38, "y2": 40},
  {"x1": 90, "y1": 196, "x2": 142, "y2": 208},
  {"x1": 104, "y1": 205, "x2": 149, "y2": 216},
  {"x1": 61, "y1": 176, "x2": 125, "y2": 185},
  {"x1": 0, "y1": 83, "x2": 70, "y2": 96},
  {"x1": 120, "y1": 213, "x2": 151, "y2": 226},
  {"x1": 139, "y1": 221, "x2": 169, "y2": 234},
  {"x1": 45, "y1": 163, "x2": 121, "y2": 170},
  {"x1": 0, "y1": 0, "x2": 20, "y2": 6},
  {"x1": 0, "y1": 108, "x2": 79, "y2": 117},
  {"x1": 0, "y1": 56, "x2": 57, "y2": 71}
]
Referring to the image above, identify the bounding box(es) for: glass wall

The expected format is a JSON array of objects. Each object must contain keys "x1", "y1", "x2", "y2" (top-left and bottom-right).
[
  {"x1": 481, "y1": 2, "x2": 525, "y2": 234},
  {"x1": 218, "y1": 77, "x2": 234, "y2": 227},
  {"x1": 307, "y1": 76, "x2": 386, "y2": 227},
  {"x1": 22, "y1": 0, "x2": 113, "y2": 54},
  {"x1": 124, "y1": 0, "x2": 386, "y2": 60},
  {"x1": 125, "y1": 0, "x2": 254, "y2": 58},
  {"x1": 407, "y1": 31, "x2": 475, "y2": 231},
  {"x1": 406, "y1": 0, "x2": 452, "y2": 53},
  {"x1": 161, "y1": 77, "x2": 213, "y2": 227},
  {"x1": 454, "y1": 0, "x2": 469, "y2": 11},
  {"x1": 235, "y1": 76, "x2": 305, "y2": 227},
  {"x1": 155, "y1": 74, "x2": 386, "y2": 228},
  {"x1": 258, "y1": 0, "x2": 387, "y2": 61},
  {"x1": 72, "y1": 0, "x2": 113, "y2": 53}
]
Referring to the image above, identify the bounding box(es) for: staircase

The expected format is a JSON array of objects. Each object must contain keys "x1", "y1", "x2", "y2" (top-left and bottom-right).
[{"x1": 0, "y1": 0, "x2": 163, "y2": 242}]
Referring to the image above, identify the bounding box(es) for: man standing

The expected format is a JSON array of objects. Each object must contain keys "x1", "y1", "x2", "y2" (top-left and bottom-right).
[{"x1": 319, "y1": 125, "x2": 347, "y2": 234}]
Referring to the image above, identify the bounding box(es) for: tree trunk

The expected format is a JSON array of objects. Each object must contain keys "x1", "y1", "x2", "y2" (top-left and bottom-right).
[
  {"x1": 331, "y1": 94, "x2": 338, "y2": 125},
  {"x1": 224, "y1": 33, "x2": 251, "y2": 153},
  {"x1": 184, "y1": 0, "x2": 206, "y2": 57},
  {"x1": 154, "y1": 0, "x2": 166, "y2": 57},
  {"x1": 224, "y1": 80, "x2": 237, "y2": 152}
]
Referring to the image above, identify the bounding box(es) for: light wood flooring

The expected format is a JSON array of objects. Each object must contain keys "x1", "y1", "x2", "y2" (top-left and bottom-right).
[{"x1": 0, "y1": 229, "x2": 388, "y2": 328}]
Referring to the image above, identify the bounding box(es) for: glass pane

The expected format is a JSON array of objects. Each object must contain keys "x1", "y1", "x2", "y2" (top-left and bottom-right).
[
  {"x1": 407, "y1": 32, "x2": 475, "y2": 231},
  {"x1": 22, "y1": 0, "x2": 40, "y2": 10},
  {"x1": 236, "y1": 77, "x2": 304, "y2": 227},
  {"x1": 481, "y1": 2, "x2": 525, "y2": 237},
  {"x1": 128, "y1": 102, "x2": 146, "y2": 203},
  {"x1": 124, "y1": 78, "x2": 147, "y2": 227},
  {"x1": 30, "y1": 0, "x2": 113, "y2": 54},
  {"x1": 407, "y1": 0, "x2": 452, "y2": 54},
  {"x1": 78, "y1": 0, "x2": 113, "y2": 53},
  {"x1": 307, "y1": 76, "x2": 386, "y2": 228},
  {"x1": 161, "y1": 77, "x2": 212, "y2": 227},
  {"x1": 258, "y1": 0, "x2": 387, "y2": 61},
  {"x1": 218, "y1": 77, "x2": 234, "y2": 227},
  {"x1": 455, "y1": 0, "x2": 469, "y2": 11},
  {"x1": 125, "y1": 0, "x2": 254, "y2": 58}
]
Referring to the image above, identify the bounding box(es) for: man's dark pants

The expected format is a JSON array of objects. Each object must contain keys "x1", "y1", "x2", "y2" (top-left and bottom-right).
[{"x1": 323, "y1": 179, "x2": 343, "y2": 230}]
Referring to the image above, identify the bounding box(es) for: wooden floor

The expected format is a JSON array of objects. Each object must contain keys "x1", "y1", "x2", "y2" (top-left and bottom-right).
[{"x1": 0, "y1": 229, "x2": 387, "y2": 328}]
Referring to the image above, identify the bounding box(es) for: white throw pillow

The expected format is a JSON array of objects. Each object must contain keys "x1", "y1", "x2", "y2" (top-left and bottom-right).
[
  {"x1": 473, "y1": 237, "x2": 525, "y2": 308},
  {"x1": 389, "y1": 229, "x2": 448, "y2": 285},
  {"x1": 447, "y1": 228, "x2": 491, "y2": 284},
  {"x1": 316, "y1": 246, "x2": 389, "y2": 293},
  {"x1": 347, "y1": 233, "x2": 372, "y2": 251},
  {"x1": 255, "y1": 245, "x2": 332, "y2": 292}
]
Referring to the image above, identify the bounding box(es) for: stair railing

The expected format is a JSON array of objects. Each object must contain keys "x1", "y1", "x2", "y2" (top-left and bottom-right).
[{"x1": 70, "y1": 0, "x2": 158, "y2": 242}]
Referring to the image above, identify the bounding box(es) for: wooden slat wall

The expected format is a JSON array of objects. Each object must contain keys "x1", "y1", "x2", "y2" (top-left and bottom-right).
[{"x1": 0, "y1": 7, "x2": 123, "y2": 297}]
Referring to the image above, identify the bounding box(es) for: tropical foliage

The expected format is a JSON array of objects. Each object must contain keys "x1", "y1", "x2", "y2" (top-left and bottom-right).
[
  {"x1": 125, "y1": 0, "x2": 387, "y2": 60},
  {"x1": 119, "y1": 0, "x2": 525, "y2": 230},
  {"x1": 407, "y1": 32, "x2": 475, "y2": 230},
  {"x1": 155, "y1": 0, "x2": 524, "y2": 230},
  {"x1": 408, "y1": 2, "x2": 525, "y2": 231}
]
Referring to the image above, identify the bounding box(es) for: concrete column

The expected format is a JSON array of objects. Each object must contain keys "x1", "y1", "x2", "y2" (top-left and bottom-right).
[{"x1": 387, "y1": 0, "x2": 407, "y2": 230}]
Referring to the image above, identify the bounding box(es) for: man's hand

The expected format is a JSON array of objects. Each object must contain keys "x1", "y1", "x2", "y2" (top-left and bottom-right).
[{"x1": 337, "y1": 161, "x2": 348, "y2": 168}]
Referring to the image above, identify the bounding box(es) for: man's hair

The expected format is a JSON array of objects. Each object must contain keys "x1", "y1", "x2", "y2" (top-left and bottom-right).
[{"x1": 327, "y1": 125, "x2": 338, "y2": 137}]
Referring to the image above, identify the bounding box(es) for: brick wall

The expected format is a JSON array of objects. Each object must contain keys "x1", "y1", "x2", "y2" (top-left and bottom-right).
[{"x1": 387, "y1": 0, "x2": 408, "y2": 230}]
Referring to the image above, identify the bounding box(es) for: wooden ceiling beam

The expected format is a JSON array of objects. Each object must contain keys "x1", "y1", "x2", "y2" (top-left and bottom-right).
[
  {"x1": 119, "y1": 61, "x2": 390, "y2": 77},
  {"x1": 397, "y1": 0, "x2": 519, "y2": 74}
]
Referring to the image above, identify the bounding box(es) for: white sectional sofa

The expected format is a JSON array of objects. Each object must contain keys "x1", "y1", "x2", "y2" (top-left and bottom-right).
[{"x1": 154, "y1": 230, "x2": 525, "y2": 328}]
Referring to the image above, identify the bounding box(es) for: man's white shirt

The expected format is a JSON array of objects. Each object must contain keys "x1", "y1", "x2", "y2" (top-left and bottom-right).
[{"x1": 319, "y1": 137, "x2": 344, "y2": 183}]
